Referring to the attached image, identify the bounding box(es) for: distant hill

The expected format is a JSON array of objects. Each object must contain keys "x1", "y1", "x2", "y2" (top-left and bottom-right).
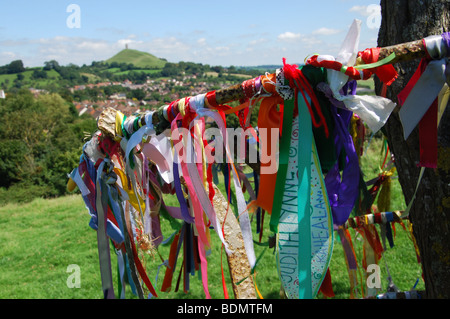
[{"x1": 106, "y1": 49, "x2": 166, "y2": 69}]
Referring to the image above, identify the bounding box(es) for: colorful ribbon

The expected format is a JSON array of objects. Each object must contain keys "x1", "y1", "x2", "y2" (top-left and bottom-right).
[
  {"x1": 324, "y1": 103, "x2": 360, "y2": 226},
  {"x1": 398, "y1": 57, "x2": 447, "y2": 168},
  {"x1": 67, "y1": 28, "x2": 448, "y2": 300}
]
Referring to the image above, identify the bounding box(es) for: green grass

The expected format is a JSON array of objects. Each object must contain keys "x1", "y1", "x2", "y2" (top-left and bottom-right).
[
  {"x1": 0, "y1": 195, "x2": 103, "y2": 298},
  {"x1": 0, "y1": 136, "x2": 424, "y2": 299},
  {"x1": 106, "y1": 49, "x2": 166, "y2": 69},
  {"x1": 360, "y1": 136, "x2": 407, "y2": 211},
  {"x1": 108, "y1": 68, "x2": 161, "y2": 76},
  {"x1": 0, "y1": 190, "x2": 276, "y2": 299},
  {"x1": 0, "y1": 69, "x2": 62, "y2": 90}
]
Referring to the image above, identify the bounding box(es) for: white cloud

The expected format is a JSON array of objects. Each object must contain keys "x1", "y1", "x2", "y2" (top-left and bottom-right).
[
  {"x1": 277, "y1": 32, "x2": 302, "y2": 42},
  {"x1": 14, "y1": 36, "x2": 117, "y2": 66},
  {"x1": 147, "y1": 37, "x2": 191, "y2": 56},
  {"x1": 349, "y1": 5, "x2": 370, "y2": 16},
  {"x1": 300, "y1": 35, "x2": 322, "y2": 46},
  {"x1": 277, "y1": 30, "x2": 324, "y2": 48},
  {"x1": 276, "y1": 31, "x2": 323, "y2": 52},
  {"x1": 0, "y1": 30, "x2": 337, "y2": 68},
  {"x1": 312, "y1": 27, "x2": 342, "y2": 36},
  {"x1": 0, "y1": 39, "x2": 31, "y2": 47},
  {"x1": 349, "y1": 4, "x2": 381, "y2": 30},
  {"x1": 197, "y1": 38, "x2": 206, "y2": 46},
  {"x1": 117, "y1": 38, "x2": 143, "y2": 49},
  {"x1": 248, "y1": 38, "x2": 268, "y2": 46},
  {"x1": 349, "y1": 4, "x2": 380, "y2": 17},
  {"x1": 0, "y1": 51, "x2": 17, "y2": 65}
]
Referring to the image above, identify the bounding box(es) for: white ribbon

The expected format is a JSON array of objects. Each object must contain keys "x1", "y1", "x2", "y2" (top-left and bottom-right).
[
  {"x1": 186, "y1": 116, "x2": 229, "y2": 252},
  {"x1": 399, "y1": 58, "x2": 448, "y2": 139},
  {"x1": 189, "y1": 93, "x2": 206, "y2": 112},
  {"x1": 196, "y1": 107, "x2": 256, "y2": 269},
  {"x1": 144, "y1": 133, "x2": 174, "y2": 184},
  {"x1": 69, "y1": 167, "x2": 90, "y2": 196},
  {"x1": 124, "y1": 112, "x2": 155, "y2": 168},
  {"x1": 325, "y1": 19, "x2": 397, "y2": 133}
]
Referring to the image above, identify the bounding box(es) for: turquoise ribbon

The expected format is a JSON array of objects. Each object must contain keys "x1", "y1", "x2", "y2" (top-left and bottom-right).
[{"x1": 297, "y1": 92, "x2": 313, "y2": 299}]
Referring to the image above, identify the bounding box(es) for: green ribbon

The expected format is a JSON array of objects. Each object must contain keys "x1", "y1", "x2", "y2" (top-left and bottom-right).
[
  {"x1": 120, "y1": 115, "x2": 137, "y2": 169},
  {"x1": 235, "y1": 247, "x2": 268, "y2": 286},
  {"x1": 353, "y1": 52, "x2": 397, "y2": 70},
  {"x1": 121, "y1": 115, "x2": 130, "y2": 139},
  {"x1": 269, "y1": 97, "x2": 295, "y2": 233}
]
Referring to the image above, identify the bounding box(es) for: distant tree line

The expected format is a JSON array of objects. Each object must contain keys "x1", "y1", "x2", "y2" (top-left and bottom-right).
[
  {"x1": 0, "y1": 60, "x2": 26, "y2": 74},
  {"x1": 43, "y1": 60, "x2": 90, "y2": 84},
  {"x1": 1, "y1": 58, "x2": 269, "y2": 93},
  {"x1": 0, "y1": 89, "x2": 97, "y2": 204}
]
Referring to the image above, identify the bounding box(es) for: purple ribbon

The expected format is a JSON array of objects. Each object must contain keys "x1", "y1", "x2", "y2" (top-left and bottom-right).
[
  {"x1": 324, "y1": 81, "x2": 360, "y2": 226},
  {"x1": 173, "y1": 160, "x2": 195, "y2": 224},
  {"x1": 338, "y1": 228, "x2": 357, "y2": 269},
  {"x1": 442, "y1": 32, "x2": 450, "y2": 55}
]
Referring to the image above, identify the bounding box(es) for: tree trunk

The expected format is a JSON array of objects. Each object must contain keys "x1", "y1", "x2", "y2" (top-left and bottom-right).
[{"x1": 376, "y1": 0, "x2": 450, "y2": 298}]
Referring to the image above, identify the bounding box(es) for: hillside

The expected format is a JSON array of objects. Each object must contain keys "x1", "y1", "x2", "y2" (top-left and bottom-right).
[{"x1": 106, "y1": 49, "x2": 166, "y2": 69}]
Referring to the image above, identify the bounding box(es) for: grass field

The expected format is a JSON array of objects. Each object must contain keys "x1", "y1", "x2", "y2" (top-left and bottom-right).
[
  {"x1": 107, "y1": 68, "x2": 161, "y2": 76},
  {"x1": 106, "y1": 49, "x2": 166, "y2": 69},
  {"x1": 0, "y1": 137, "x2": 424, "y2": 299}
]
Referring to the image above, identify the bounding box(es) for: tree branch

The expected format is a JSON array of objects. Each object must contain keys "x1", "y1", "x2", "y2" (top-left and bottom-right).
[{"x1": 98, "y1": 34, "x2": 441, "y2": 139}]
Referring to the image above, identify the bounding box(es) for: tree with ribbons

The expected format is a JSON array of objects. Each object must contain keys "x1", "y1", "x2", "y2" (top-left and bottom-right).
[
  {"x1": 376, "y1": 0, "x2": 450, "y2": 299},
  {"x1": 67, "y1": 0, "x2": 449, "y2": 299}
]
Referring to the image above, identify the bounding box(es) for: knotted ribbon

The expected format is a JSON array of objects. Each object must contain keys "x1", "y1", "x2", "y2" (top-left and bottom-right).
[
  {"x1": 398, "y1": 33, "x2": 450, "y2": 168},
  {"x1": 308, "y1": 19, "x2": 397, "y2": 133}
]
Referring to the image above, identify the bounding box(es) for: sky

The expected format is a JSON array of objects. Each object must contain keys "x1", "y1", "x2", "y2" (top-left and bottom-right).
[{"x1": 0, "y1": 0, "x2": 383, "y2": 68}]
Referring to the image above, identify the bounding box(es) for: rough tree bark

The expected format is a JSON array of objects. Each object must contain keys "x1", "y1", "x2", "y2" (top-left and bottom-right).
[{"x1": 376, "y1": 0, "x2": 450, "y2": 298}]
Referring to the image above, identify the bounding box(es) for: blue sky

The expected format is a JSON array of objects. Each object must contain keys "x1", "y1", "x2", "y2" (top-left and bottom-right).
[{"x1": 0, "y1": 0, "x2": 382, "y2": 67}]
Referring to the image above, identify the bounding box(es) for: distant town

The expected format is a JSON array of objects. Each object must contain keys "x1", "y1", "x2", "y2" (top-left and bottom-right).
[
  {"x1": 0, "y1": 48, "x2": 273, "y2": 120},
  {"x1": 1, "y1": 73, "x2": 246, "y2": 119},
  {"x1": 69, "y1": 74, "x2": 235, "y2": 119}
]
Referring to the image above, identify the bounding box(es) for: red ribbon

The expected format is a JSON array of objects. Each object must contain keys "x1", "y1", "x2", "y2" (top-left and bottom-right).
[
  {"x1": 166, "y1": 99, "x2": 179, "y2": 123},
  {"x1": 242, "y1": 77, "x2": 257, "y2": 99},
  {"x1": 129, "y1": 226, "x2": 159, "y2": 297},
  {"x1": 318, "y1": 268, "x2": 335, "y2": 298},
  {"x1": 306, "y1": 48, "x2": 398, "y2": 86},
  {"x1": 283, "y1": 58, "x2": 329, "y2": 138},
  {"x1": 397, "y1": 58, "x2": 438, "y2": 168},
  {"x1": 306, "y1": 55, "x2": 373, "y2": 82},
  {"x1": 418, "y1": 101, "x2": 438, "y2": 168},
  {"x1": 206, "y1": 90, "x2": 219, "y2": 108},
  {"x1": 358, "y1": 48, "x2": 398, "y2": 86}
]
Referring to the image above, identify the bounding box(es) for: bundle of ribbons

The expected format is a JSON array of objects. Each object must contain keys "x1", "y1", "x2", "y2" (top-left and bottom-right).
[{"x1": 67, "y1": 20, "x2": 449, "y2": 299}]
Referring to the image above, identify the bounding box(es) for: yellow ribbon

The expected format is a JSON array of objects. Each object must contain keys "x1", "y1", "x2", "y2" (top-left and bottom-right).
[
  {"x1": 178, "y1": 98, "x2": 187, "y2": 117},
  {"x1": 114, "y1": 167, "x2": 146, "y2": 213},
  {"x1": 115, "y1": 111, "x2": 126, "y2": 142}
]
